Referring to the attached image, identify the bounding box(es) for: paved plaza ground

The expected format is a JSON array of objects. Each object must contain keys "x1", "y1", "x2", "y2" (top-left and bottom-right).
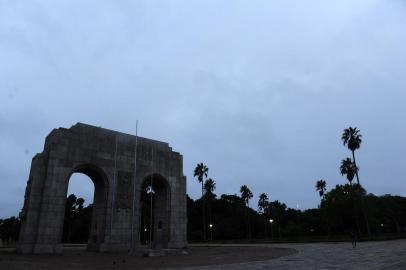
[
  {"x1": 189, "y1": 239, "x2": 406, "y2": 270},
  {"x1": 1, "y1": 239, "x2": 405, "y2": 269}
]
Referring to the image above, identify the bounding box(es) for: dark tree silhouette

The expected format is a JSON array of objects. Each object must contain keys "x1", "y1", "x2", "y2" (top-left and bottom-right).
[
  {"x1": 240, "y1": 185, "x2": 253, "y2": 239},
  {"x1": 268, "y1": 200, "x2": 286, "y2": 238},
  {"x1": 194, "y1": 163, "x2": 209, "y2": 240},
  {"x1": 257, "y1": 193, "x2": 269, "y2": 237},
  {"x1": 0, "y1": 216, "x2": 21, "y2": 244},
  {"x1": 204, "y1": 178, "x2": 216, "y2": 196},
  {"x1": 240, "y1": 185, "x2": 253, "y2": 206},
  {"x1": 341, "y1": 127, "x2": 371, "y2": 236},
  {"x1": 315, "y1": 179, "x2": 329, "y2": 235},
  {"x1": 194, "y1": 163, "x2": 209, "y2": 197},
  {"x1": 315, "y1": 180, "x2": 327, "y2": 198},
  {"x1": 340, "y1": 158, "x2": 362, "y2": 233},
  {"x1": 257, "y1": 193, "x2": 269, "y2": 214},
  {"x1": 341, "y1": 127, "x2": 362, "y2": 185},
  {"x1": 62, "y1": 194, "x2": 92, "y2": 243},
  {"x1": 340, "y1": 158, "x2": 357, "y2": 184},
  {"x1": 204, "y1": 178, "x2": 216, "y2": 240}
]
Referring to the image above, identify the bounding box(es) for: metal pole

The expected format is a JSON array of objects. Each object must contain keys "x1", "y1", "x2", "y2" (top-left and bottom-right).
[
  {"x1": 130, "y1": 120, "x2": 138, "y2": 254},
  {"x1": 110, "y1": 135, "x2": 118, "y2": 238},
  {"x1": 149, "y1": 149, "x2": 154, "y2": 249}
]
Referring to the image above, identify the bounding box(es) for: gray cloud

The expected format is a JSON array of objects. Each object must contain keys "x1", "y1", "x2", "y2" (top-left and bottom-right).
[{"x1": 1, "y1": 0, "x2": 406, "y2": 217}]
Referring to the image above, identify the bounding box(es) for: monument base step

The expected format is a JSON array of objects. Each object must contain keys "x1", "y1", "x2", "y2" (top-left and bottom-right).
[{"x1": 146, "y1": 248, "x2": 188, "y2": 257}]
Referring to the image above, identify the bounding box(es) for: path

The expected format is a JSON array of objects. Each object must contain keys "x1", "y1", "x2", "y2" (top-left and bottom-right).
[{"x1": 183, "y1": 240, "x2": 406, "y2": 269}]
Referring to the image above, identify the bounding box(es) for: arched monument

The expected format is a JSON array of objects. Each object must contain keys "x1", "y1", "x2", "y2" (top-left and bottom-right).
[{"x1": 17, "y1": 123, "x2": 187, "y2": 254}]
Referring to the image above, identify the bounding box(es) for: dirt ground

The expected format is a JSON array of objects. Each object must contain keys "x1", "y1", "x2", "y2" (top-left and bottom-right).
[{"x1": 0, "y1": 246, "x2": 297, "y2": 269}]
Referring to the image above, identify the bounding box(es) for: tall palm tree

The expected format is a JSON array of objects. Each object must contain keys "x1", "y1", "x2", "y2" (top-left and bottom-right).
[
  {"x1": 194, "y1": 163, "x2": 208, "y2": 197},
  {"x1": 315, "y1": 179, "x2": 329, "y2": 236},
  {"x1": 315, "y1": 180, "x2": 327, "y2": 199},
  {"x1": 240, "y1": 185, "x2": 253, "y2": 239},
  {"x1": 204, "y1": 178, "x2": 216, "y2": 239},
  {"x1": 257, "y1": 193, "x2": 269, "y2": 237},
  {"x1": 340, "y1": 158, "x2": 361, "y2": 234},
  {"x1": 194, "y1": 163, "x2": 209, "y2": 240},
  {"x1": 340, "y1": 158, "x2": 357, "y2": 184},
  {"x1": 342, "y1": 127, "x2": 371, "y2": 235},
  {"x1": 340, "y1": 157, "x2": 370, "y2": 236},
  {"x1": 341, "y1": 127, "x2": 362, "y2": 185}
]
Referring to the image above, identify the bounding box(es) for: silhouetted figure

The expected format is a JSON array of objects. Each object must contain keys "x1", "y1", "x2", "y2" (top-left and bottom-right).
[{"x1": 350, "y1": 230, "x2": 357, "y2": 248}]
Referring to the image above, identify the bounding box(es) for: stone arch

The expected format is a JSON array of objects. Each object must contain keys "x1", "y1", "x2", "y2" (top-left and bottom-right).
[
  {"x1": 65, "y1": 164, "x2": 109, "y2": 250},
  {"x1": 18, "y1": 123, "x2": 187, "y2": 254}
]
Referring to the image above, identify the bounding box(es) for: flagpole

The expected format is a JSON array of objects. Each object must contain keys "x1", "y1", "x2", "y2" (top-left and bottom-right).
[
  {"x1": 110, "y1": 134, "x2": 118, "y2": 238},
  {"x1": 149, "y1": 149, "x2": 154, "y2": 249},
  {"x1": 130, "y1": 120, "x2": 139, "y2": 254}
]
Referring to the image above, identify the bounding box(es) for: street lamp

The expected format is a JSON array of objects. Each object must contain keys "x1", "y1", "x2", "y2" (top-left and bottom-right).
[
  {"x1": 209, "y1": 224, "x2": 213, "y2": 241},
  {"x1": 269, "y1": 219, "x2": 274, "y2": 240},
  {"x1": 143, "y1": 228, "x2": 147, "y2": 244}
]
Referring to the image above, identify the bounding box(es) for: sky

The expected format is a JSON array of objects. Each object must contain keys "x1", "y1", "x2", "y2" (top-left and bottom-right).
[{"x1": 1, "y1": 0, "x2": 406, "y2": 218}]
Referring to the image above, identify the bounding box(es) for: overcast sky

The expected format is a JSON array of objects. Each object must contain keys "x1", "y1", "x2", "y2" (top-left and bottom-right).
[{"x1": 1, "y1": 1, "x2": 406, "y2": 218}]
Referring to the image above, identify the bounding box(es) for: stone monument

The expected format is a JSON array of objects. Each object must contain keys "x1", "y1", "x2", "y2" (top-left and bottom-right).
[{"x1": 17, "y1": 123, "x2": 187, "y2": 254}]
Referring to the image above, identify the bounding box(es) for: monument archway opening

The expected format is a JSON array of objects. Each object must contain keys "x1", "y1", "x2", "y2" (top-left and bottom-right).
[
  {"x1": 139, "y1": 174, "x2": 170, "y2": 249},
  {"x1": 63, "y1": 165, "x2": 109, "y2": 251},
  {"x1": 62, "y1": 173, "x2": 94, "y2": 244},
  {"x1": 66, "y1": 164, "x2": 108, "y2": 251}
]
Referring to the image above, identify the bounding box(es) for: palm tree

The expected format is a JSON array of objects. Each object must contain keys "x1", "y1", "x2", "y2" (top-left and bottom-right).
[
  {"x1": 315, "y1": 180, "x2": 327, "y2": 199},
  {"x1": 315, "y1": 179, "x2": 329, "y2": 236},
  {"x1": 194, "y1": 163, "x2": 209, "y2": 240},
  {"x1": 240, "y1": 185, "x2": 253, "y2": 239},
  {"x1": 240, "y1": 185, "x2": 253, "y2": 206},
  {"x1": 341, "y1": 127, "x2": 362, "y2": 185},
  {"x1": 204, "y1": 178, "x2": 216, "y2": 196},
  {"x1": 340, "y1": 157, "x2": 370, "y2": 236},
  {"x1": 204, "y1": 178, "x2": 216, "y2": 240},
  {"x1": 341, "y1": 127, "x2": 370, "y2": 235},
  {"x1": 257, "y1": 193, "x2": 269, "y2": 214},
  {"x1": 257, "y1": 193, "x2": 269, "y2": 237},
  {"x1": 340, "y1": 158, "x2": 357, "y2": 184},
  {"x1": 194, "y1": 163, "x2": 208, "y2": 197},
  {"x1": 340, "y1": 158, "x2": 361, "y2": 234}
]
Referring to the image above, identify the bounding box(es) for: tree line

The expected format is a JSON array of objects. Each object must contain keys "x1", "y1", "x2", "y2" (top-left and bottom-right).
[
  {"x1": 187, "y1": 183, "x2": 406, "y2": 241},
  {"x1": 188, "y1": 127, "x2": 406, "y2": 241},
  {"x1": 2, "y1": 187, "x2": 406, "y2": 244}
]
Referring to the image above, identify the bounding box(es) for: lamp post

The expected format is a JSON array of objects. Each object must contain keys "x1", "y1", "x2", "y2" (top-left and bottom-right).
[
  {"x1": 269, "y1": 219, "x2": 274, "y2": 240},
  {"x1": 209, "y1": 224, "x2": 213, "y2": 241},
  {"x1": 143, "y1": 228, "x2": 147, "y2": 244}
]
